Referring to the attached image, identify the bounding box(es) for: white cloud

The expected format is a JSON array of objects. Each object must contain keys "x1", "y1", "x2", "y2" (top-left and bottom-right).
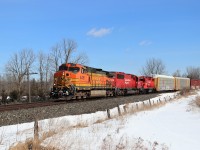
[
  {"x1": 139, "y1": 40, "x2": 152, "y2": 46},
  {"x1": 87, "y1": 28, "x2": 112, "y2": 37}
]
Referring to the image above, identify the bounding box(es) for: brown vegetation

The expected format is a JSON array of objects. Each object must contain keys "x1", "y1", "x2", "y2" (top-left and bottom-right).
[
  {"x1": 0, "y1": 132, "x2": 3, "y2": 145},
  {"x1": 179, "y1": 88, "x2": 191, "y2": 96},
  {"x1": 195, "y1": 96, "x2": 200, "y2": 107},
  {"x1": 9, "y1": 138, "x2": 58, "y2": 150},
  {"x1": 101, "y1": 135, "x2": 169, "y2": 150}
]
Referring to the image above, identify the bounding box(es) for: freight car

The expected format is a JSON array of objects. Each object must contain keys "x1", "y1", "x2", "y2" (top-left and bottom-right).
[
  {"x1": 153, "y1": 75, "x2": 190, "y2": 92},
  {"x1": 191, "y1": 79, "x2": 200, "y2": 89},
  {"x1": 174, "y1": 77, "x2": 190, "y2": 90},
  {"x1": 153, "y1": 75, "x2": 175, "y2": 91}
]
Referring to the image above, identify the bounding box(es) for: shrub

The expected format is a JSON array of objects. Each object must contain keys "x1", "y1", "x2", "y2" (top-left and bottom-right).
[
  {"x1": 10, "y1": 90, "x2": 19, "y2": 101},
  {"x1": 195, "y1": 96, "x2": 200, "y2": 107},
  {"x1": 180, "y1": 88, "x2": 190, "y2": 96}
]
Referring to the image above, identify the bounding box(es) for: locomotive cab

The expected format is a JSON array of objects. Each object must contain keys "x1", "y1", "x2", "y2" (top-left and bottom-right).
[
  {"x1": 51, "y1": 63, "x2": 84, "y2": 99},
  {"x1": 137, "y1": 76, "x2": 155, "y2": 93}
]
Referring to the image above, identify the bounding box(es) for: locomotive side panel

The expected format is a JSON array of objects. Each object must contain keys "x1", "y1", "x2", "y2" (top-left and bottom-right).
[
  {"x1": 137, "y1": 76, "x2": 155, "y2": 93},
  {"x1": 124, "y1": 74, "x2": 137, "y2": 89}
]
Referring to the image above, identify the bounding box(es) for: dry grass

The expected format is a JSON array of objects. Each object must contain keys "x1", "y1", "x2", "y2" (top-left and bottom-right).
[
  {"x1": 9, "y1": 138, "x2": 58, "y2": 150},
  {"x1": 101, "y1": 134, "x2": 169, "y2": 150},
  {"x1": 9, "y1": 132, "x2": 58, "y2": 150},
  {"x1": 0, "y1": 130, "x2": 4, "y2": 145},
  {"x1": 180, "y1": 88, "x2": 190, "y2": 96},
  {"x1": 195, "y1": 96, "x2": 200, "y2": 107},
  {"x1": 73, "y1": 122, "x2": 88, "y2": 128},
  {"x1": 94, "y1": 118, "x2": 107, "y2": 124},
  {"x1": 11, "y1": 127, "x2": 57, "y2": 149}
]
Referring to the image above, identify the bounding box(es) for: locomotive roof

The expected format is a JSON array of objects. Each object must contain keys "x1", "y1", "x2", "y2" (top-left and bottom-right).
[{"x1": 85, "y1": 66, "x2": 108, "y2": 75}]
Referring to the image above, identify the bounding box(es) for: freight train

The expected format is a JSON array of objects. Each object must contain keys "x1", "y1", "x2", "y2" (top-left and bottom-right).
[{"x1": 50, "y1": 63, "x2": 199, "y2": 100}]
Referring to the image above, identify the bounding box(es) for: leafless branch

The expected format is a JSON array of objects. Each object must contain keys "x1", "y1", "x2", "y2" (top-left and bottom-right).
[{"x1": 141, "y1": 58, "x2": 166, "y2": 76}]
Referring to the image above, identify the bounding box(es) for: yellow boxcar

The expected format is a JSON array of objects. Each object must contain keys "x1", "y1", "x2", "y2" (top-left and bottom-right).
[
  {"x1": 174, "y1": 77, "x2": 190, "y2": 90},
  {"x1": 153, "y1": 75, "x2": 175, "y2": 91}
]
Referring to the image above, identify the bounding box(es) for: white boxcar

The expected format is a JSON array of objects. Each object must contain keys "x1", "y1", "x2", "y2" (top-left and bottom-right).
[
  {"x1": 153, "y1": 75, "x2": 175, "y2": 91},
  {"x1": 174, "y1": 77, "x2": 190, "y2": 90}
]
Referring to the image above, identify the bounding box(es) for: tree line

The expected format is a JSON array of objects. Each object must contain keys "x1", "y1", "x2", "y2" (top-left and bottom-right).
[
  {"x1": 0, "y1": 38, "x2": 88, "y2": 103},
  {"x1": 0, "y1": 41, "x2": 199, "y2": 103},
  {"x1": 141, "y1": 58, "x2": 200, "y2": 79}
]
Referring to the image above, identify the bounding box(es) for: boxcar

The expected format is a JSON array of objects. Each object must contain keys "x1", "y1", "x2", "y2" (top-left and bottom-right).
[
  {"x1": 174, "y1": 77, "x2": 190, "y2": 90},
  {"x1": 191, "y1": 79, "x2": 200, "y2": 89},
  {"x1": 153, "y1": 75, "x2": 175, "y2": 91}
]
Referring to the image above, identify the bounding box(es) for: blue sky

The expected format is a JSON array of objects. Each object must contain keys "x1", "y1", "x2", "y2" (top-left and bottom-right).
[{"x1": 0, "y1": 0, "x2": 199, "y2": 76}]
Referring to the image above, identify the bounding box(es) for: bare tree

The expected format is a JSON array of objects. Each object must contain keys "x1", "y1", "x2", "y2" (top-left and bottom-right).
[
  {"x1": 50, "y1": 39, "x2": 89, "y2": 70},
  {"x1": 185, "y1": 66, "x2": 200, "y2": 79},
  {"x1": 172, "y1": 69, "x2": 181, "y2": 77},
  {"x1": 38, "y1": 52, "x2": 45, "y2": 92},
  {"x1": 72, "y1": 52, "x2": 89, "y2": 65},
  {"x1": 141, "y1": 58, "x2": 166, "y2": 76},
  {"x1": 50, "y1": 44, "x2": 62, "y2": 72},
  {"x1": 0, "y1": 74, "x2": 15, "y2": 97},
  {"x1": 38, "y1": 52, "x2": 52, "y2": 97},
  {"x1": 44, "y1": 55, "x2": 52, "y2": 94},
  {"x1": 62, "y1": 39, "x2": 77, "y2": 63},
  {"x1": 6, "y1": 49, "x2": 35, "y2": 100}
]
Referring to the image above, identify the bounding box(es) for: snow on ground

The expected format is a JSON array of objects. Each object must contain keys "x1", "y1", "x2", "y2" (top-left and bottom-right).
[{"x1": 0, "y1": 91, "x2": 200, "y2": 150}]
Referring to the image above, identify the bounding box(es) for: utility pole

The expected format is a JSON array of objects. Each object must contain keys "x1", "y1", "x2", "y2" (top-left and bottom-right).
[{"x1": 27, "y1": 71, "x2": 38, "y2": 103}]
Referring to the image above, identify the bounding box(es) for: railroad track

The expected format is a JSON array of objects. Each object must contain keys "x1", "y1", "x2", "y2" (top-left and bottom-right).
[
  {"x1": 0, "y1": 93, "x2": 159, "y2": 112},
  {"x1": 0, "y1": 101, "x2": 66, "y2": 112}
]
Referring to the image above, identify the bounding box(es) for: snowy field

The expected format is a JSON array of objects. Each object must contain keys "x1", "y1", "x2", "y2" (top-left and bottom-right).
[{"x1": 0, "y1": 91, "x2": 200, "y2": 150}]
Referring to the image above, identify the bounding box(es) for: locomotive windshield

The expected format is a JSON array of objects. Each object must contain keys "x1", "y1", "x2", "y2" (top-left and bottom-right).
[
  {"x1": 117, "y1": 74, "x2": 124, "y2": 79},
  {"x1": 58, "y1": 65, "x2": 80, "y2": 74},
  {"x1": 59, "y1": 65, "x2": 68, "y2": 71},
  {"x1": 68, "y1": 67, "x2": 80, "y2": 74},
  {"x1": 139, "y1": 78, "x2": 145, "y2": 81}
]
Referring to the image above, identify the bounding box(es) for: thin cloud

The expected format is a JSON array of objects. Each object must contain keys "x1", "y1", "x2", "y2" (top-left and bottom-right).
[
  {"x1": 87, "y1": 28, "x2": 112, "y2": 37},
  {"x1": 139, "y1": 40, "x2": 152, "y2": 46}
]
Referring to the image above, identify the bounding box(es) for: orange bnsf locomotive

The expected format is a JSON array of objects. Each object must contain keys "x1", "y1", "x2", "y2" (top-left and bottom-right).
[{"x1": 50, "y1": 63, "x2": 138, "y2": 100}]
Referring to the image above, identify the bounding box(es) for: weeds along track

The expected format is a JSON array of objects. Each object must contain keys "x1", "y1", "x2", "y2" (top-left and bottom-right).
[{"x1": 0, "y1": 93, "x2": 160, "y2": 126}]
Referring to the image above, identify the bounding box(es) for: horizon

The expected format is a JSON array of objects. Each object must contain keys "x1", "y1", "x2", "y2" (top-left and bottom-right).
[{"x1": 0, "y1": 0, "x2": 199, "y2": 76}]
